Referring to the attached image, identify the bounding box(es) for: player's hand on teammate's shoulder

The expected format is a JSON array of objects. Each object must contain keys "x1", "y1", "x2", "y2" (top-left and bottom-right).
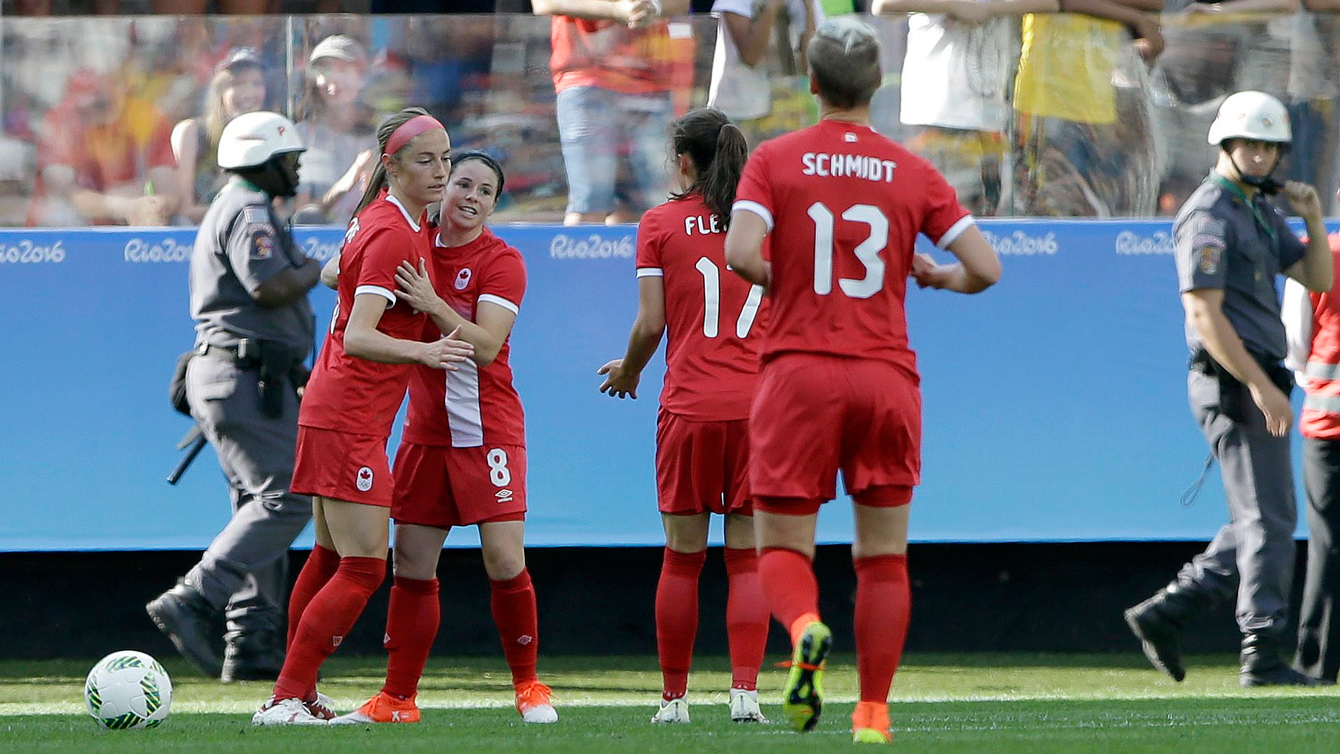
[
  {"x1": 396, "y1": 258, "x2": 445, "y2": 317},
  {"x1": 598, "y1": 359, "x2": 640, "y2": 399},
  {"x1": 420, "y1": 325, "x2": 474, "y2": 371}
]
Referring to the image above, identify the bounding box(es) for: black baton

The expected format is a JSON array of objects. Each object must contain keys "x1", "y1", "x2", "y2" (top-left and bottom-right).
[{"x1": 167, "y1": 427, "x2": 208, "y2": 485}]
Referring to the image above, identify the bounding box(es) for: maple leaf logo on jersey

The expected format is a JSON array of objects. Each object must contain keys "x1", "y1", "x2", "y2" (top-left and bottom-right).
[
  {"x1": 356, "y1": 466, "x2": 374, "y2": 492},
  {"x1": 455, "y1": 268, "x2": 472, "y2": 290}
]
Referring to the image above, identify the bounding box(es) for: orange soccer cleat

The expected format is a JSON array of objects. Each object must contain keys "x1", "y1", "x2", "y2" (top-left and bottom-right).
[
  {"x1": 514, "y1": 680, "x2": 558, "y2": 724},
  {"x1": 851, "y1": 700, "x2": 893, "y2": 744},
  {"x1": 329, "y1": 690, "x2": 421, "y2": 725}
]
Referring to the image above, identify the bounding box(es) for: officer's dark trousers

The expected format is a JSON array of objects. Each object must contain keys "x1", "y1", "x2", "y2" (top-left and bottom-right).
[
  {"x1": 184, "y1": 355, "x2": 313, "y2": 641},
  {"x1": 1296, "y1": 436, "x2": 1340, "y2": 681},
  {"x1": 1174, "y1": 370, "x2": 1297, "y2": 638}
]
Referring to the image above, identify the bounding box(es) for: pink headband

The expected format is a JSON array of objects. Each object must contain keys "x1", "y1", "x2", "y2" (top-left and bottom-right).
[{"x1": 384, "y1": 114, "x2": 445, "y2": 157}]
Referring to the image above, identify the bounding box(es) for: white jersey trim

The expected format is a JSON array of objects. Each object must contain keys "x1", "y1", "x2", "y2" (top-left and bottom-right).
[
  {"x1": 478, "y1": 294, "x2": 520, "y2": 315},
  {"x1": 445, "y1": 358, "x2": 485, "y2": 448},
  {"x1": 354, "y1": 284, "x2": 397, "y2": 305},
  {"x1": 935, "y1": 215, "x2": 976, "y2": 249},
  {"x1": 731, "y1": 200, "x2": 774, "y2": 232},
  {"x1": 384, "y1": 194, "x2": 422, "y2": 232},
  {"x1": 636, "y1": 267, "x2": 664, "y2": 278}
]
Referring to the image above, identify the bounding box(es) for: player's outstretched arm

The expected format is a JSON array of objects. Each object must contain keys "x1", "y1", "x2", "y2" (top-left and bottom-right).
[
  {"x1": 599, "y1": 276, "x2": 667, "y2": 399},
  {"x1": 910, "y1": 225, "x2": 1000, "y2": 294}
]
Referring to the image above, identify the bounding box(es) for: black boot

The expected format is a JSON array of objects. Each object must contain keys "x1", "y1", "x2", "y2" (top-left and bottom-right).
[
  {"x1": 221, "y1": 628, "x2": 285, "y2": 683},
  {"x1": 1123, "y1": 583, "x2": 1212, "y2": 682},
  {"x1": 146, "y1": 581, "x2": 222, "y2": 678},
  {"x1": 1240, "y1": 633, "x2": 1322, "y2": 687}
]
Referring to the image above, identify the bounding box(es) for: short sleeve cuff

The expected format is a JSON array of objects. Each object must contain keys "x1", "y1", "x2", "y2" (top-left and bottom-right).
[
  {"x1": 732, "y1": 200, "x2": 774, "y2": 233},
  {"x1": 636, "y1": 267, "x2": 664, "y2": 278},
  {"x1": 478, "y1": 293, "x2": 520, "y2": 314},
  {"x1": 935, "y1": 215, "x2": 976, "y2": 249},
  {"x1": 354, "y1": 285, "x2": 397, "y2": 305}
]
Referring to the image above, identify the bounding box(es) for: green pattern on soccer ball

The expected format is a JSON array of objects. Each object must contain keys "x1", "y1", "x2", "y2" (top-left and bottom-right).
[
  {"x1": 107, "y1": 655, "x2": 144, "y2": 672},
  {"x1": 141, "y1": 676, "x2": 161, "y2": 715},
  {"x1": 151, "y1": 660, "x2": 166, "y2": 676},
  {"x1": 144, "y1": 717, "x2": 164, "y2": 729},
  {"x1": 103, "y1": 711, "x2": 142, "y2": 730},
  {"x1": 84, "y1": 681, "x2": 101, "y2": 714}
]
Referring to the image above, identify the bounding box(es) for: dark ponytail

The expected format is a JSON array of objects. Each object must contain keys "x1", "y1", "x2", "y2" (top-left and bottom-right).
[
  {"x1": 669, "y1": 108, "x2": 748, "y2": 228},
  {"x1": 350, "y1": 106, "x2": 432, "y2": 220}
]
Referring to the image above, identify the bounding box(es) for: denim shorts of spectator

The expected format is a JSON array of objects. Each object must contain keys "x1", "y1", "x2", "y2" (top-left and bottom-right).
[{"x1": 556, "y1": 85, "x2": 673, "y2": 216}]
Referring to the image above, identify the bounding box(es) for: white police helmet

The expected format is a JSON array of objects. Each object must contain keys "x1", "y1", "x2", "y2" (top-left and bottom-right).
[
  {"x1": 217, "y1": 111, "x2": 305, "y2": 170},
  {"x1": 1207, "y1": 91, "x2": 1291, "y2": 146}
]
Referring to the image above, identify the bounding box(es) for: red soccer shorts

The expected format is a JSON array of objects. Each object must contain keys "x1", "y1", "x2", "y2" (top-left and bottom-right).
[
  {"x1": 749, "y1": 352, "x2": 921, "y2": 503},
  {"x1": 391, "y1": 442, "x2": 528, "y2": 529},
  {"x1": 655, "y1": 408, "x2": 753, "y2": 517},
  {"x1": 291, "y1": 426, "x2": 393, "y2": 507}
]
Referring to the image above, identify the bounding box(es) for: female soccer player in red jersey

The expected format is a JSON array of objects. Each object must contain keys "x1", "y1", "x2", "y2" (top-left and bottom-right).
[
  {"x1": 253, "y1": 107, "x2": 473, "y2": 726},
  {"x1": 724, "y1": 18, "x2": 1001, "y2": 744},
  {"x1": 329, "y1": 153, "x2": 557, "y2": 726},
  {"x1": 598, "y1": 108, "x2": 771, "y2": 725}
]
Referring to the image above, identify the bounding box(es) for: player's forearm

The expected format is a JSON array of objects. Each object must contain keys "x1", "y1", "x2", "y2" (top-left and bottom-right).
[
  {"x1": 621, "y1": 317, "x2": 665, "y2": 376},
  {"x1": 730, "y1": 10, "x2": 781, "y2": 68},
  {"x1": 321, "y1": 254, "x2": 341, "y2": 290},
  {"x1": 71, "y1": 189, "x2": 131, "y2": 223},
  {"x1": 1300, "y1": 220, "x2": 1334, "y2": 293},
  {"x1": 1189, "y1": 306, "x2": 1273, "y2": 388},
  {"x1": 344, "y1": 327, "x2": 427, "y2": 365},
  {"x1": 426, "y1": 302, "x2": 503, "y2": 367}
]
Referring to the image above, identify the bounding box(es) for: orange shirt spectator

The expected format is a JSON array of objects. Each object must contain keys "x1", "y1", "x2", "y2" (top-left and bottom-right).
[{"x1": 27, "y1": 69, "x2": 178, "y2": 227}]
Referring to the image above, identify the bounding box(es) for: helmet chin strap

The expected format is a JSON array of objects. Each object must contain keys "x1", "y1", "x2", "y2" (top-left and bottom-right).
[
  {"x1": 1224, "y1": 146, "x2": 1283, "y2": 195},
  {"x1": 232, "y1": 154, "x2": 301, "y2": 199}
]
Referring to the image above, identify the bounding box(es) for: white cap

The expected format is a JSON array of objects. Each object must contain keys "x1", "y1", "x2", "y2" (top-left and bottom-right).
[
  {"x1": 217, "y1": 111, "x2": 305, "y2": 170},
  {"x1": 1207, "y1": 91, "x2": 1291, "y2": 146},
  {"x1": 310, "y1": 34, "x2": 366, "y2": 66}
]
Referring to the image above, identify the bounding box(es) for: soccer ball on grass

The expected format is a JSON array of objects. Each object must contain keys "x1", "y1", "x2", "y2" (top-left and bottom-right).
[{"x1": 83, "y1": 650, "x2": 172, "y2": 729}]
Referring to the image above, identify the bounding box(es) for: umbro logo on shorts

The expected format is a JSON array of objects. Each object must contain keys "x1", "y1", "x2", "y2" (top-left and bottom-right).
[
  {"x1": 495, "y1": 489, "x2": 513, "y2": 502},
  {"x1": 356, "y1": 466, "x2": 374, "y2": 492}
]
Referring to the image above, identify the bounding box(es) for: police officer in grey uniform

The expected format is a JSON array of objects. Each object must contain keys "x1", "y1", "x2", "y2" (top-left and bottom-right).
[
  {"x1": 1124, "y1": 91, "x2": 1332, "y2": 687},
  {"x1": 147, "y1": 111, "x2": 322, "y2": 681}
]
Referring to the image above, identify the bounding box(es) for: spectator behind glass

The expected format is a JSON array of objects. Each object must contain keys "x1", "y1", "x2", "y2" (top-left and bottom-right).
[
  {"x1": 532, "y1": 0, "x2": 691, "y2": 226},
  {"x1": 708, "y1": 0, "x2": 820, "y2": 130},
  {"x1": 1011, "y1": 0, "x2": 1165, "y2": 216},
  {"x1": 171, "y1": 47, "x2": 268, "y2": 225},
  {"x1": 27, "y1": 67, "x2": 179, "y2": 227},
  {"x1": 292, "y1": 34, "x2": 376, "y2": 225},
  {"x1": 874, "y1": 0, "x2": 1041, "y2": 216}
]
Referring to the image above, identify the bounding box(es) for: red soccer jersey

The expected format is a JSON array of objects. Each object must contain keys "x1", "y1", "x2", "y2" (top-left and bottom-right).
[
  {"x1": 401, "y1": 227, "x2": 528, "y2": 448},
  {"x1": 636, "y1": 194, "x2": 767, "y2": 421},
  {"x1": 299, "y1": 193, "x2": 433, "y2": 436},
  {"x1": 732, "y1": 119, "x2": 974, "y2": 368}
]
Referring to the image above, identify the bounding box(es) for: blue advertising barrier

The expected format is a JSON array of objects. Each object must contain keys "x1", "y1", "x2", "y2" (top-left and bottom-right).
[{"x1": 0, "y1": 220, "x2": 1325, "y2": 550}]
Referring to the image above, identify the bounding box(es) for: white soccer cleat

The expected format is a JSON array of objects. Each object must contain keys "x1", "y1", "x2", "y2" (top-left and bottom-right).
[
  {"x1": 729, "y1": 688, "x2": 768, "y2": 723},
  {"x1": 651, "y1": 696, "x2": 690, "y2": 724},
  {"x1": 251, "y1": 696, "x2": 328, "y2": 726}
]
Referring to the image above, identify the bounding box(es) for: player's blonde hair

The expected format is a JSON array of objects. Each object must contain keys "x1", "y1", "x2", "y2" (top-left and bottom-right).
[
  {"x1": 806, "y1": 17, "x2": 883, "y2": 110},
  {"x1": 351, "y1": 107, "x2": 441, "y2": 219}
]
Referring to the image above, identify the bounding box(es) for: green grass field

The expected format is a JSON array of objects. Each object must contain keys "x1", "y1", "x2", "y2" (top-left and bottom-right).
[{"x1": 4, "y1": 653, "x2": 1339, "y2": 752}]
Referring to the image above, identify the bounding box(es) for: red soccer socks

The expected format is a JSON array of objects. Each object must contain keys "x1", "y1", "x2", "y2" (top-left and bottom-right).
[
  {"x1": 853, "y1": 554, "x2": 910, "y2": 704},
  {"x1": 656, "y1": 548, "x2": 706, "y2": 699},
  {"x1": 491, "y1": 569, "x2": 540, "y2": 685},
  {"x1": 723, "y1": 547, "x2": 768, "y2": 691},
  {"x1": 381, "y1": 576, "x2": 440, "y2": 700},
  {"x1": 286, "y1": 544, "x2": 340, "y2": 651},
  {"x1": 273, "y1": 556, "x2": 386, "y2": 701}
]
